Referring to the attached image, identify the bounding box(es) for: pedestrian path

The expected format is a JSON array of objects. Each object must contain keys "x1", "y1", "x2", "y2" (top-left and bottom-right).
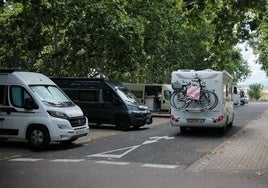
[{"x1": 188, "y1": 109, "x2": 268, "y2": 173}]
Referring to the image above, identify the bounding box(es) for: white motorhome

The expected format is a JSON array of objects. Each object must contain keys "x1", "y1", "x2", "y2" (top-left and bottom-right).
[
  {"x1": 0, "y1": 69, "x2": 89, "y2": 148},
  {"x1": 170, "y1": 69, "x2": 235, "y2": 133},
  {"x1": 124, "y1": 83, "x2": 172, "y2": 112}
]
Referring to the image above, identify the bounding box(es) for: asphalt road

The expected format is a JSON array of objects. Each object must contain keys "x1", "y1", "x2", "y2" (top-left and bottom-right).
[{"x1": 1, "y1": 102, "x2": 268, "y2": 188}]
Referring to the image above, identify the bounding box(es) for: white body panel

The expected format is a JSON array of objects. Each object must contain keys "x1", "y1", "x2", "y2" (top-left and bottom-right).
[
  {"x1": 124, "y1": 83, "x2": 172, "y2": 112},
  {"x1": 170, "y1": 69, "x2": 234, "y2": 128}
]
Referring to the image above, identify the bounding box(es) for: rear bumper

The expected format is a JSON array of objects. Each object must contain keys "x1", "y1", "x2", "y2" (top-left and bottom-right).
[{"x1": 170, "y1": 116, "x2": 227, "y2": 128}]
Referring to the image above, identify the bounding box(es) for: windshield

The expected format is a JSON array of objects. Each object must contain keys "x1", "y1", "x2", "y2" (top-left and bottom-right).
[
  {"x1": 116, "y1": 87, "x2": 139, "y2": 104},
  {"x1": 30, "y1": 85, "x2": 74, "y2": 107}
]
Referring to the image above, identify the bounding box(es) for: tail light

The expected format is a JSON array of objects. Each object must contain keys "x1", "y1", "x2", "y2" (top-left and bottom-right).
[
  {"x1": 212, "y1": 115, "x2": 224, "y2": 123},
  {"x1": 170, "y1": 115, "x2": 180, "y2": 122}
]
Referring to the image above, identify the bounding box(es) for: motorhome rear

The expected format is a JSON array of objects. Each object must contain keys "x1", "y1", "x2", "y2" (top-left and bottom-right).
[
  {"x1": 124, "y1": 83, "x2": 172, "y2": 112},
  {"x1": 51, "y1": 78, "x2": 152, "y2": 130},
  {"x1": 170, "y1": 69, "x2": 234, "y2": 133},
  {"x1": 0, "y1": 69, "x2": 89, "y2": 148}
]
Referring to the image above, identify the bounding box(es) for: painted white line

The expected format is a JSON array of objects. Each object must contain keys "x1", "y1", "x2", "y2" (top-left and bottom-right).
[
  {"x1": 9, "y1": 158, "x2": 43, "y2": 162},
  {"x1": 95, "y1": 160, "x2": 130, "y2": 166},
  {"x1": 142, "y1": 164, "x2": 178, "y2": 169},
  {"x1": 51, "y1": 159, "x2": 85, "y2": 163},
  {"x1": 88, "y1": 145, "x2": 140, "y2": 159}
]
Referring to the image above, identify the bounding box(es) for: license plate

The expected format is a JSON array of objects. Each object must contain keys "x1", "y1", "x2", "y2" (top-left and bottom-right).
[{"x1": 187, "y1": 119, "x2": 205, "y2": 123}]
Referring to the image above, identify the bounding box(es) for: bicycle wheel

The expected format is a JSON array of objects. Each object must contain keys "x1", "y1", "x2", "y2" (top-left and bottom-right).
[
  {"x1": 171, "y1": 90, "x2": 187, "y2": 109},
  {"x1": 199, "y1": 90, "x2": 218, "y2": 110}
]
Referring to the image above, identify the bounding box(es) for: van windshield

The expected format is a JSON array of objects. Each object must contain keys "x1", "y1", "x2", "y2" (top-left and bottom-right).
[
  {"x1": 116, "y1": 87, "x2": 139, "y2": 104},
  {"x1": 30, "y1": 85, "x2": 74, "y2": 107}
]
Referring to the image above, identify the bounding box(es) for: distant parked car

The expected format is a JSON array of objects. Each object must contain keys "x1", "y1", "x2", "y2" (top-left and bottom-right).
[{"x1": 241, "y1": 96, "x2": 249, "y2": 105}]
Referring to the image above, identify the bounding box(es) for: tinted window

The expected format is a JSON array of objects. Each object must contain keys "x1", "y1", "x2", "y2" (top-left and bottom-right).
[
  {"x1": 164, "y1": 90, "x2": 171, "y2": 100},
  {"x1": 79, "y1": 90, "x2": 99, "y2": 102}
]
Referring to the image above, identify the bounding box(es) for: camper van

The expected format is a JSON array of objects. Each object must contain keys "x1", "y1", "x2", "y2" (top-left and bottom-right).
[
  {"x1": 124, "y1": 83, "x2": 172, "y2": 112},
  {"x1": 51, "y1": 78, "x2": 152, "y2": 130},
  {"x1": 0, "y1": 69, "x2": 89, "y2": 148},
  {"x1": 170, "y1": 69, "x2": 235, "y2": 133}
]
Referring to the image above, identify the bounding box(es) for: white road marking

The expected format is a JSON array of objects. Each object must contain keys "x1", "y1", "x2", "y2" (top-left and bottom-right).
[
  {"x1": 95, "y1": 161, "x2": 130, "y2": 165},
  {"x1": 142, "y1": 136, "x2": 175, "y2": 145},
  {"x1": 50, "y1": 159, "x2": 85, "y2": 163},
  {"x1": 142, "y1": 164, "x2": 178, "y2": 169},
  {"x1": 9, "y1": 158, "x2": 43, "y2": 162},
  {"x1": 88, "y1": 145, "x2": 140, "y2": 159},
  {"x1": 88, "y1": 136, "x2": 175, "y2": 159}
]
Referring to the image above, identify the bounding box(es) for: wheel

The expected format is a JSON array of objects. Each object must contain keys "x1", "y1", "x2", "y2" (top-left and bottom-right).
[
  {"x1": 115, "y1": 116, "x2": 130, "y2": 131},
  {"x1": 171, "y1": 91, "x2": 187, "y2": 109},
  {"x1": 27, "y1": 125, "x2": 50, "y2": 148},
  {"x1": 199, "y1": 90, "x2": 218, "y2": 110}
]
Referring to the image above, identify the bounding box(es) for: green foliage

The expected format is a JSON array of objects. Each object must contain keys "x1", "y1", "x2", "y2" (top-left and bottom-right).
[
  {"x1": 248, "y1": 83, "x2": 264, "y2": 100},
  {"x1": 0, "y1": 0, "x2": 266, "y2": 83}
]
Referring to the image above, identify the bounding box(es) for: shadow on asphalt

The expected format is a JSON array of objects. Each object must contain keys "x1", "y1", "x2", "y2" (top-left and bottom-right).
[
  {"x1": 89, "y1": 124, "x2": 150, "y2": 132},
  {"x1": 172, "y1": 126, "x2": 236, "y2": 138}
]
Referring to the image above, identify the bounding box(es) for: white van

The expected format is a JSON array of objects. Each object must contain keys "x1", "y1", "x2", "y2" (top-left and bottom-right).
[
  {"x1": 170, "y1": 69, "x2": 235, "y2": 133},
  {"x1": 124, "y1": 83, "x2": 172, "y2": 112},
  {"x1": 0, "y1": 69, "x2": 89, "y2": 148}
]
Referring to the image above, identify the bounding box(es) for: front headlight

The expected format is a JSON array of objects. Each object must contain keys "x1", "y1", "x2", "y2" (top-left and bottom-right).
[{"x1": 47, "y1": 110, "x2": 68, "y2": 119}]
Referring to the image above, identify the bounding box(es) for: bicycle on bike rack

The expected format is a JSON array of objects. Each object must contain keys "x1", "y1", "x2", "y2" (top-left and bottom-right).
[{"x1": 171, "y1": 74, "x2": 218, "y2": 111}]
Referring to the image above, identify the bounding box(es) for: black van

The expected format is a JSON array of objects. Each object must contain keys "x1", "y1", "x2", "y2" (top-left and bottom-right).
[{"x1": 51, "y1": 78, "x2": 152, "y2": 130}]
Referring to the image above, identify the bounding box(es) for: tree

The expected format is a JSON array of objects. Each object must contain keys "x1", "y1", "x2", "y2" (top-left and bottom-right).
[
  {"x1": 0, "y1": 0, "x2": 264, "y2": 83},
  {"x1": 248, "y1": 83, "x2": 264, "y2": 100}
]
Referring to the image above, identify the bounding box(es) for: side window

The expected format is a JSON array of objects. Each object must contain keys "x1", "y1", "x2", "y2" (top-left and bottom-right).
[
  {"x1": 10, "y1": 86, "x2": 31, "y2": 108},
  {"x1": 79, "y1": 90, "x2": 99, "y2": 102},
  {"x1": 164, "y1": 90, "x2": 171, "y2": 100},
  {"x1": 0, "y1": 85, "x2": 7, "y2": 105}
]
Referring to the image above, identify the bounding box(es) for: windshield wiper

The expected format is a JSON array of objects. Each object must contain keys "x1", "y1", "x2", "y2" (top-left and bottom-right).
[{"x1": 42, "y1": 100, "x2": 61, "y2": 106}]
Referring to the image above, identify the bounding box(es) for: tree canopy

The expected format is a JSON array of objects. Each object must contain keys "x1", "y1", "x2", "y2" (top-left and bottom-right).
[{"x1": 0, "y1": 0, "x2": 267, "y2": 83}]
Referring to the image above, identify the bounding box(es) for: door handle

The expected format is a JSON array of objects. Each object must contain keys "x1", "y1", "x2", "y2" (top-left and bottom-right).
[{"x1": 0, "y1": 118, "x2": 4, "y2": 121}]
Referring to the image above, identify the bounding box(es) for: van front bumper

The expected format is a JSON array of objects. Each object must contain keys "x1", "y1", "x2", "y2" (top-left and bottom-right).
[
  {"x1": 130, "y1": 110, "x2": 152, "y2": 127},
  {"x1": 50, "y1": 117, "x2": 90, "y2": 142}
]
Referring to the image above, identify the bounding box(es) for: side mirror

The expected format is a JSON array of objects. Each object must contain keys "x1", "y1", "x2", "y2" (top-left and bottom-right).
[{"x1": 23, "y1": 98, "x2": 38, "y2": 110}]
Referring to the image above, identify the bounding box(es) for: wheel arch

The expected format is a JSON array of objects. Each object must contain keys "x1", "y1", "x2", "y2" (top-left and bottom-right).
[{"x1": 26, "y1": 123, "x2": 51, "y2": 141}]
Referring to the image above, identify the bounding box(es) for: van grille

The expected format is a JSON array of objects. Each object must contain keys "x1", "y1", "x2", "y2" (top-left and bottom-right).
[{"x1": 68, "y1": 116, "x2": 87, "y2": 127}]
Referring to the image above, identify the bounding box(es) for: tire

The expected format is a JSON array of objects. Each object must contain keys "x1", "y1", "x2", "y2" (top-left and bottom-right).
[
  {"x1": 171, "y1": 91, "x2": 187, "y2": 109},
  {"x1": 27, "y1": 125, "x2": 50, "y2": 148},
  {"x1": 199, "y1": 90, "x2": 218, "y2": 110},
  {"x1": 115, "y1": 116, "x2": 130, "y2": 131}
]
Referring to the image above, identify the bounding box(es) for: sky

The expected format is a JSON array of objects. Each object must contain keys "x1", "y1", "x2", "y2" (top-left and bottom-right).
[{"x1": 237, "y1": 43, "x2": 267, "y2": 87}]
